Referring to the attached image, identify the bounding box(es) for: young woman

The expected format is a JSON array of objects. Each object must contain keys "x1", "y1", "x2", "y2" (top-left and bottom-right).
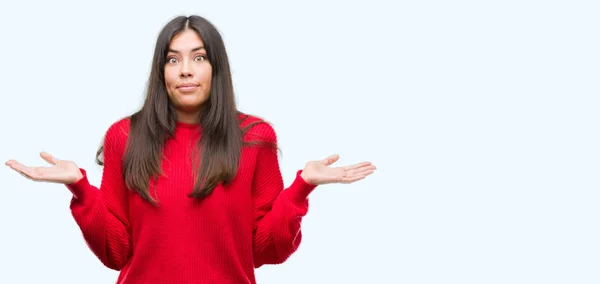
[{"x1": 5, "y1": 15, "x2": 376, "y2": 284}]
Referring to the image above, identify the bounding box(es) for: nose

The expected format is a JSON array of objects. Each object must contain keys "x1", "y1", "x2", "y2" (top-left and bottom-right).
[{"x1": 180, "y1": 61, "x2": 193, "y2": 78}]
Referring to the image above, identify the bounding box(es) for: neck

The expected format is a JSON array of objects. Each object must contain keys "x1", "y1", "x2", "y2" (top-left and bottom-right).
[{"x1": 176, "y1": 110, "x2": 200, "y2": 124}]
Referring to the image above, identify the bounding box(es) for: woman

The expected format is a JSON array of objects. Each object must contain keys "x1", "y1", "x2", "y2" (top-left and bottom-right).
[{"x1": 5, "y1": 15, "x2": 375, "y2": 284}]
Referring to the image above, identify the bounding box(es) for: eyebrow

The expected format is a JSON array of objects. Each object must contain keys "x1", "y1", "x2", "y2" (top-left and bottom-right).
[{"x1": 168, "y1": 46, "x2": 205, "y2": 53}]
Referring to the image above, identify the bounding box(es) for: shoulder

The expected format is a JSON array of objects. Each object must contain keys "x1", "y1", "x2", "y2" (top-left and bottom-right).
[
  {"x1": 106, "y1": 117, "x2": 131, "y2": 138},
  {"x1": 104, "y1": 116, "x2": 131, "y2": 149},
  {"x1": 239, "y1": 112, "x2": 277, "y2": 143}
]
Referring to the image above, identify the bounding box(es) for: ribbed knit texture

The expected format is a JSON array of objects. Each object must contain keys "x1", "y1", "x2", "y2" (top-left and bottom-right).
[{"x1": 66, "y1": 115, "x2": 317, "y2": 284}]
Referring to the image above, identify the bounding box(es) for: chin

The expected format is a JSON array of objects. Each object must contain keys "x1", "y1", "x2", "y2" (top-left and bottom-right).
[
  {"x1": 178, "y1": 95, "x2": 205, "y2": 104},
  {"x1": 177, "y1": 99, "x2": 206, "y2": 111},
  {"x1": 178, "y1": 102, "x2": 202, "y2": 109}
]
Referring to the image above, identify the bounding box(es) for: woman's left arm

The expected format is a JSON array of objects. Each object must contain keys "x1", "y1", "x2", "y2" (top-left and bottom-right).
[{"x1": 249, "y1": 123, "x2": 376, "y2": 268}]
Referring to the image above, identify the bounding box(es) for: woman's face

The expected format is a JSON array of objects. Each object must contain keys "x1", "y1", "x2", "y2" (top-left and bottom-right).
[{"x1": 164, "y1": 29, "x2": 212, "y2": 122}]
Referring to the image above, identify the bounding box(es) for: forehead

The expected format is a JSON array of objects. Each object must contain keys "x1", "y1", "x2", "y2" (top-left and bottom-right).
[{"x1": 169, "y1": 29, "x2": 205, "y2": 50}]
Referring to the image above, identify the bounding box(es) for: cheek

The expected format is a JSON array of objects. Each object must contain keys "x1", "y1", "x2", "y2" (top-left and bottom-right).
[
  {"x1": 164, "y1": 69, "x2": 177, "y2": 89},
  {"x1": 200, "y1": 66, "x2": 212, "y2": 85}
]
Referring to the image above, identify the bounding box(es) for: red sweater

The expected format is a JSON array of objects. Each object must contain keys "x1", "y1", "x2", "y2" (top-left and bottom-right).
[{"x1": 66, "y1": 115, "x2": 316, "y2": 284}]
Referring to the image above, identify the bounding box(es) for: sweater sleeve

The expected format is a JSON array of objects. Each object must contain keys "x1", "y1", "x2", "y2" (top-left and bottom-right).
[
  {"x1": 65, "y1": 120, "x2": 132, "y2": 270},
  {"x1": 250, "y1": 123, "x2": 317, "y2": 267}
]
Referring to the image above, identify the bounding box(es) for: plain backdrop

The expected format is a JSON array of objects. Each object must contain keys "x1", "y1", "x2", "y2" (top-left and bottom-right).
[{"x1": 0, "y1": 1, "x2": 599, "y2": 283}]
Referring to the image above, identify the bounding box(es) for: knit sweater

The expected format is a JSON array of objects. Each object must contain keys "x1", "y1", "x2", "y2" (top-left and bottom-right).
[{"x1": 66, "y1": 115, "x2": 317, "y2": 284}]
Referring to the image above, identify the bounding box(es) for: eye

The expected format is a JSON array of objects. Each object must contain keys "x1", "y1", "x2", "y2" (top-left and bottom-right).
[
  {"x1": 167, "y1": 57, "x2": 178, "y2": 64},
  {"x1": 194, "y1": 55, "x2": 206, "y2": 62}
]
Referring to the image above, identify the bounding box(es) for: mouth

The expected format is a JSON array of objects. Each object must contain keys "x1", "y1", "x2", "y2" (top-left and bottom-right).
[{"x1": 177, "y1": 83, "x2": 200, "y2": 92}]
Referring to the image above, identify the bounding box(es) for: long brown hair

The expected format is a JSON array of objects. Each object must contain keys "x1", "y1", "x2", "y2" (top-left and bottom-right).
[{"x1": 96, "y1": 15, "x2": 273, "y2": 205}]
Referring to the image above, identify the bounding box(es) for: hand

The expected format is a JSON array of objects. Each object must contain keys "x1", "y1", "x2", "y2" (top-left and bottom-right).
[
  {"x1": 300, "y1": 154, "x2": 376, "y2": 185},
  {"x1": 5, "y1": 152, "x2": 83, "y2": 185}
]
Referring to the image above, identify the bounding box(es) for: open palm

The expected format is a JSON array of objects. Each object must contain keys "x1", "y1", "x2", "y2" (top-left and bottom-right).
[
  {"x1": 5, "y1": 152, "x2": 83, "y2": 185},
  {"x1": 301, "y1": 154, "x2": 376, "y2": 185}
]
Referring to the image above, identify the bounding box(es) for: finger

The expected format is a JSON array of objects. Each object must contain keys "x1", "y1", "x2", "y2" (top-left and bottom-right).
[
  {"x1": 341, "y1": 175, "x2": 367, "y2": 184},
  {"x1": 342, "y1": 169, "x2": 375, "y2": 183},
  {"x1": 322, "y1": 154, "x2": 340, "y2": 166},
  {"x1": 5, "y1": 161, "x2": 32, "y2": 180},
  {"x1": 346, "y1": 168, "x2": 374, "y2": 178},
  {"x1": 343, "y1": 162, "x2": 373, "y2": 171},
  {"x1": 351, "y1": 164, "x2": 376, "y2": 172},
  {"x1": 17, "y1": 171, "x2": 34, "y2": 181},
  {"x1": 347, "y1": 167, "x2": 376, "y2": 177},
  {"x1": 40, "y1": 151, "x2": 58, "y2": 165},
  {"x1": 6, "y1": 161, "x2": 38, "y2": 180},
  {"x1": 18, "y1": 167, "x2": 56, "y2": 181},
  {"x1": 6, "y1": 160, "x2": 56, "y2": 181},
  {"x1": 5, "y1": 159, "x2": 15, "y2": 167},
  {"x1": 6, "y1": 160, "x2": 26, "y2": 171}
]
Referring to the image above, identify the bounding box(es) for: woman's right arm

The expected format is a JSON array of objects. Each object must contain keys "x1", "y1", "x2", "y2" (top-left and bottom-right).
[{"x1": 66, "y1": 120, "x2": 132, "y2": 270}]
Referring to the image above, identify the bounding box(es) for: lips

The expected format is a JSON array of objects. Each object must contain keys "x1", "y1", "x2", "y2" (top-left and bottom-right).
[{"x1": 177, "y1": 83, "x2": 200, "y2": 92}]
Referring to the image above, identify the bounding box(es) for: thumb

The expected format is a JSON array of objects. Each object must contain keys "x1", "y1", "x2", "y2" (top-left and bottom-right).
[
  {"x1": 40, "y1": 151, "x2": 58, "y2": 165},
  {"x1": 322, "y1": 154, "x2": 340, "y2": 166}
]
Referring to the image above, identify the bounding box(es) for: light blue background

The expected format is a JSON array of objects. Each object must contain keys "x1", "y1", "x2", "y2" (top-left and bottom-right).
[{"x1": 0, "y1": 0, "x2": 598, "y2": 283}]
